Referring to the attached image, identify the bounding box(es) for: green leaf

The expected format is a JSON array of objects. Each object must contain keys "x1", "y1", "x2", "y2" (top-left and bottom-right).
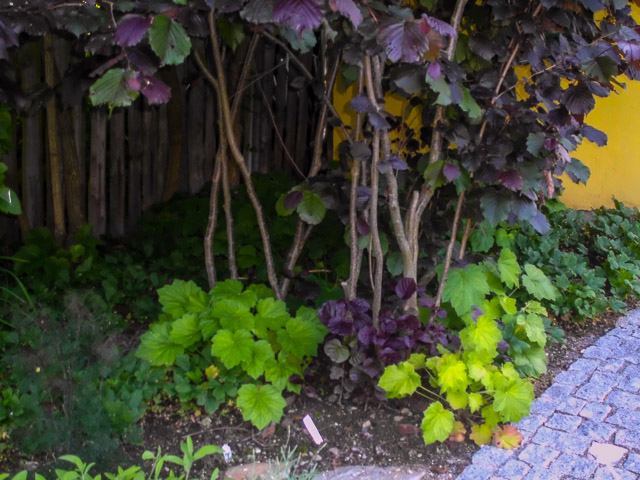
[
  {"x1": 443, "y1": 265, "x2": 491, "y2": 316},
  {"x1": 211, "y1": 279, "x2": 257, "y2": 309},
  {"x1": 193, "y1": 445, "x2": 223, "y2": 461},
  {"x1": 169, "y1": 313, "x2": 201, "y2": 348},
  {"x1": 470, "y1": 423, "x2": 492, "y2": 445},
  {"x1": 212, "y1": 300, "x2": 255, "y2": 331},
  {"x1": 323, "y1": 338, "x2": 350, "y2": 363},
  {"x1": 469, "y1": 393, "x2": 484, "y2": 413},
  {"x1": 522, "y1": 264, "x2": 557, "y2": 300},
  {"x1": 386, "y1": 251, "x2": 404, "y2": 276},
  {"x1": 158, "y1": 280, "x2": 209, "y2": 319},
  {"x1": 378, "y1": 362, "x2": 421, "y2": 399},
  {"x1": 297, "y1": 191, "x2": 326, "y2": 225},
  {"x1": 0, "y1": 186, "x2": 21, "y2": 215},
  {"x1": 470, "y1": 221, "x2": 495, "y2": 253},
  {"x1": 437, "y1": 354, "x2": 469, "y2": 393},
  {"x1": 276, "y1": 194, "x2": 295, "y2": 216},
  {"x1": 425, "y1": 76, "x2": 452, "y2": 105},
  {"x1": 516, "y1": 313, "x2": 546, "y2": 347},
  {"x1": 446, "y1": 390, "x2": 468, "y2": 410},
  {"x1": 460, "y1": 87, "x2": 481, "y2": 119},
  {"x1": 423, "y1": 160, "x2": 445, "y2": 188},
  {"x1": 242, "y1": 340, "x2": 275, "y2": 379},
  {"x1": 277, "y1": 316, "x2": 326, "y2": 359},
  {"x1": 481, "y1": 191, "x2": 511, "y2": 225},
  {"x1": 217, "y1": 17, "x2": 245, "y2": 51},
  {"x1": 460, "y1": 316, "x2": 502, "y2": 356},
  {"x1": 513, "y1": 346, "x2": 547, "y2": 377},
  {"x1": 421, "y1": 401, "x2": 455, "y2": 444},
  {"x1": 89, "y1": 68, "x2": 138, "y2": 107},
  {"x1": 492, "y1": 379, "x2": 534, "y2": 423},
  {"x1": 211, "y1": 329, "x2": 254, "y2": 369},
  {"x1": 264, "y1": 357, "x2": 298, "y2": 391},
  {"x1": 498, "y1": 248, "x2": 521, "y2": 288},
  {"x1": 254, "y1": 298, "x2": 290, "y2": 336},
  {"x1": 236, "y1": 384, "x2": 286, "y2": 430},
  {"x1": 148, "y1": 15, "x2": 192, "y2": 66},
  {"x1": 137, "y1": 322, "x2": 185, "y2": 366},
  {"x1": 526, "y1": 132, "x2": 545, "y2": 157}
]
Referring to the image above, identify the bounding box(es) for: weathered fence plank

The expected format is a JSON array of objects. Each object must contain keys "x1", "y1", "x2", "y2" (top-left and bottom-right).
[
  {"x1": 141, "y1": 103, "x2": 156, "y2": 212},
  {"x1": 127, "y1": 101, "x2": 143, "y2": 229},
  {"x1": 88, "y1": 109, "x2": 107, "y2": 236},
  {"x1": 109, "y1": 109, "x2": 126, "y2": 237}
]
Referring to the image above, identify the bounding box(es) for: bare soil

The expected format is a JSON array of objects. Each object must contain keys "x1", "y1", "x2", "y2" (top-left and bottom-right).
[{"x1": 123, "y1": 307, "x2": 624, "y2": 479}]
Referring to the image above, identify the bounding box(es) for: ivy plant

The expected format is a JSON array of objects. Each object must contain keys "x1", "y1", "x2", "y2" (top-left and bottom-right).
[{"x1": 137, "y1": 279, "x2": 327, "y2": 429}]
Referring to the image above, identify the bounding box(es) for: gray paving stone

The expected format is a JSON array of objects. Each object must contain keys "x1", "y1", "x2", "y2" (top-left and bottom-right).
[
  {"x1": 596, "y1": 334, "x2": 624, "y2": 350},
  {"x1": 625, "y1": 453, "x2": 640, "y2": 474},
  {"x1": 592, "y1": 371, "x2": 622, "y2": 389},
  {"x1": 618, "y1": 314, "x2": 640, "y2": 329},
  {"x1": 518, "y1": 443, "x2": 561, "y2": 468},
  {"x1": 557, "y1": 396, "x2": 587, "y2": 415},
  {"x1": 607, "y1": 389, "x2": 640, "y2": 409},
  {"x1": 576, "y1": 419, "x2": 617, "y2": 442},
  {"x1": 624, "y1": 364, "x2": 640, "y2": 378},
  {"x1": 583, "y1": 345, "x2": 614, "y2": 360},
  {"x1": 546, "y1": 412, "x2": 582, "y2": 432},
  {"x1": 315, "y1": 466, "x2": 429, "y2": 480},
  {"x1": 605, "y1": 407, "x2": 640, "y2": 427},
  {"x1": 513, "y1": 414, "x2": 546, "y2": 433},
  {"x1": 553, "y1": 369, "x2": 590, "y2": 386},
  {"x1": 575, "y1": 380, "x2": 614, "y2": 402},
  {"x1": 530, "y1": 426, "x2": 592, "y2": 455},
  {"x1": 542, "y1": 384, "x2": 575, "y2": 400},
  {"x1": 593, "y1": 465, "x2": 638, "y2": 480},
  {"x1": 529, "y1": 398, "x2": 556, "y2": 417},
  {"x1": 454, "y1": 465, "x2": 493, "y2": 480},
  {"x1": 522, "y1": 467, "x2": 563, "y2": 480},
  {"x1": 493, "y1": 459, "x2": 530, "y2": 480},
  {"x1": 615, "y1": 428, "x2": 640, "y2": 450},
  {"x1": 580, "y1": 402, "x2": 612, "y2": 422},
  {"x1": 470, "y1": 446, "x2": 513, "y2": 471},
  {"x1": 597, "y1": 357, "x2": 627, "y2": 373},
  {"x1": 548, "y1": 452, "x2": 598, "y2": 478},
  {"x1": 569, "y1": 358, "x2": 600, "y2": 374},
  {"x1": 619, "y1": 374, "x2": 640, "y2": 393},
  {"x1": 609, "y1": 327, "x2": 633, "y2": 338}
]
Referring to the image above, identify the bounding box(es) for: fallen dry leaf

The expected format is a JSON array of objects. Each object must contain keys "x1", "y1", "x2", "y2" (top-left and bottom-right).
[{"x1": 493, "y1": 425, "x2": 523, "y2": 449}]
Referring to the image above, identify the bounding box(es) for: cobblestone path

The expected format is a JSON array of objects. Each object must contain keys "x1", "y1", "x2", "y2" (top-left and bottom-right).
[{"x1": 456, "y1": 309, "x2": 640, "y2": 480}]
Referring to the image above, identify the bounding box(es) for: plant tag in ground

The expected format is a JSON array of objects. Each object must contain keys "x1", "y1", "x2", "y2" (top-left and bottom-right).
[
  {"x1": 222, "y1": 444, "x2": 233, "y2": 462},
  {"x1": 303, "y1": 414, "x2": 323, "y2": 445}
]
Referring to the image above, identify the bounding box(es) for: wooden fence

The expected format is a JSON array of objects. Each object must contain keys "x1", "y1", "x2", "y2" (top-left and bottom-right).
[{"x1": 0, "y1": 36, "x2": 325, "y2": 247}]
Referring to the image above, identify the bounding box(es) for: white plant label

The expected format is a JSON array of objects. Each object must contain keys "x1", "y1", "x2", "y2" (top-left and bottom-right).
[{"x1": 302, "y1": 414, "x2": 323, "y2": 445}]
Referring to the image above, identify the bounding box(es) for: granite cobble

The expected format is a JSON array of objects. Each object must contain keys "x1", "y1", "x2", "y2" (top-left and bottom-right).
[{"x1": 456, "y1": 310, "x2": 640, "y2": 480}]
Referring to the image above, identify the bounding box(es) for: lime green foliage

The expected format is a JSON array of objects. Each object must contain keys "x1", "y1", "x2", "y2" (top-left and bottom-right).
[
  {"x1": 0, "y1": 106, "x2": 21, "y2": 216},
  {"x1": 378, "y1": 363, "x2": 421, "y2": 398},
  {"x1": 137, "y1": 279, "x2": 327, "y2": 429},
  {"x1": 1, "y1": 437, "x2": 222, "y2": 480},
  {"x1": 421, "y1": 402, "x2": 455, "y2": 444},
  {"x1": 442, "y1": 265, "x2": 491, "y2": 316}
]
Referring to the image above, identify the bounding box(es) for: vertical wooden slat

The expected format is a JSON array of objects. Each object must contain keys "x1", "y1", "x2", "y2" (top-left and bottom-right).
[
  {"x1": 1, "y1": 112, "x2": 22, "y2": 244},
  {"x1": 156, "y1": 104, "x2": 168, "y2": 202},
  {"x1": 160, "y1": 67, "x2": 184, "y2": 201},
  {"x1": 88, "y1": 109, "x2": 107, "y2": 236},
  {"x1": 284, "y1": 75, "x2": 298, "y2": 177},
  {"x1": 203, "y1": 81, "x2": 216, "y2": 182},
  {"x1": 127, "y1": 101, "x2": 142, "y2": 228},
  {"x1": 73, "y1": 104, "x2": 86, "y2": 218},
  {"x1": 187, "y1": 75, "x2": 206, "y2": 193},
  {"x1": 273, "y1": 52, "x2": 288, "y2": 172},
  {"x1": 141, "y1": 103, "x2": 156, "y2": 211},
  {"x1": 109, "y1": 109, "x2": 125, "y2": 237},
  {"x1": 259, "y1": 41, "x2": 276, "y2": 173},
  {"x1": 21, "y1": 40, "x2": 43, "y2": 229},
  {"x1": 294, "y1": 54, "x2": 313, "y2": 175},
  {"x1": 249, "y1": 46, "x2": 264, "y2": 172}
]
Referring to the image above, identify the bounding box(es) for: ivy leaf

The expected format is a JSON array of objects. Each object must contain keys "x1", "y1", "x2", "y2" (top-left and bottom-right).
[
  {"x1": 137, "y1": 322, "x2": 185, "y2": 366},
  {"x1": 158, "y1": 280, "x2": 209, "y2": 319},
  {"x1": 498, "y1": 248, "x2": 521, "y2": 289},
  {"x1": 297, "y1": 191, "x2": 326, "y2": 225},
  {"x1": 272, "y1": 0, "x2": 323, "y2": 33},
  {"x1": 516, "y1": 313, "x2": 546, "y2": 347},
  {"x1": 379, "y1": 18, "x2": 430, "y2": 63},
  {"x1": 443, "y1": 265, "x2": 491, "y2": 316},
  {"x1": 493, "y1": 425, "x2": 524, "y2": 449},
  {"x1": 148, "y1": 15, "x2": 192, "y2": 66},
  {"x1": 236, "y1": 384, "x2": 286, "y2": 430},
  {"x1": 277, "y1": 315, "x2": 326, "y2": 358},
  {"x1": 211, "y1": 329, "x2": 254, "y2": 369},
  {"x1": 437, "y1": 354, "x2": 469, "y2": 393},
  {"x1": 242, "y1": 340, "x2": 275, "y2": 379},
  {"x1": 89, "y1": 68, "x2": 138, "y2": 107},
  {"x1": 421, "y1": 401, "x2": 455, "y2": 444},
  {"x1": 169, "y1": 313, "x2": 201, "y2": 348},
  {"x1": 460, "y1": 316, "x2": 502, "y2": 356},
  {"x1": 522, "y1": 264, "x2": 558, "y2": 300},
  {"x1": 492, "y1": 379, "x2": 534, "y2": 423},
  {"x1": 378, "y1": 362, "x2": 421, "y2": 399},
  {"x1": 470, "y1": 423, "x2": 492, "y2": 446},
  {"x1": 115, "y1": 15, "x2": 152, "y2": 47}
]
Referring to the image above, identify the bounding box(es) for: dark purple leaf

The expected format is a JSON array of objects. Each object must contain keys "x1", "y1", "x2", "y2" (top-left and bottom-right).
[
  {"x1": 423, "y1": 14, "x2": 456, "y2": 37},
  {"x1": 240, "y1": 0, "x2": 275, "y2": 24},
  {"x1": 352, "y1": 312, "x2": 372, "y2": 329},
  {"x1": 357, "y1": 326, "x2": 376, "y2": 346},
  {"x1": 328, "y1": 316, "x2": 354, "y2": 336},
  {"x1": 350, "y1": 95, "x2": 374, "y2": 113},
  {"x1": 497, "y1": 170, "x2": 523, "y2": 192},
  {"x1": 548, "y1": 106, "x2": 570, "y2": 127},
  {"x1": 396, "y1": 314, "x2": 420, "y2": 330},
  {"x1": 379, "y1": 19, "x2": 430, "y2": 63},
  {"x1": 0, "y1": 18, "x2": 19, "y2": 59},
  {"x1": 529, "y1": 211, "x2": 551, "y2": 235},
  {"x1": 427, "y1": 61, "x2": 442, "y2": 79},
  {"x1": 380, "y1": 315, "x2": 397, "y2": 335},
  {"x1": 395, "y1": 277, "x2": 417, "y2": 300},
  {"x1": 497, "y1": 340, "x2": 509, "y2": 351},
  {"x1": 562, "y1": 84, "x2": 595, "y2": 114},
  {"x1": 116, "y1": 15, "x2": 152, "y2": 47},
  {"x1": 378, "y1": 161, "x2": 391, "y2": 174},
  {"x1": 471, "y1": 307, "x2": 483, "y2": 322},
  {"x1": 511, "y1": 199, "x2": 537, "y2": 222},
  {"x1": 127, "y1": 75, "x2": 142, "y2": 92},
  {"x1": 356, "y1": 186, "x2": 371, "y2": 205},
  {"x1": 349, "y1": 298, "x2": 370, "y2": 314},
  {"x1": 387, "y1": 155, "x2": 408, "y2": 170},
  {"x1": 619, "y1": 40, "x2": 640, "y2": 62},
  {"x1": 443, "y1": 163, "x2": 461, "y2": 181},
  {"x1": 556, "y1": 144, "x2": 572, "y2": 164},
  {"x1": 350, "y1": 141, "x2": 372, "y2": 161},
  {"x1": 368, "y1": 112, "x2": 390, "y2": 130},
  {"x1": 141, "y1": 75, "x2": 171, "y2": 104},
  {"x1": 437, "y1": 309, "x2": 447, "y2": 319},
  {"x1": 582, "y1": 125, "x2": 607, "y2": 146},
  {"x1": 356, "y1": 217, "x2": 370, "y2": 235},
  {"x1": 128, "y1": 46, "x2": 159, "y2": 76},
  {"x1": 481, "y1": 190, "x2": 511, "y2": 225},
  {"x1": 419, "y1": 295, "x2": 435, "y2": 309},
  {"x1": 319, "y1": 300, "x2": 347, "y2": 325},
  {"x1": 284, "y1": 190, "x2": 304, "y2": 209},
  {"x1": 379, "y1": 347, "x2": 402, "y2": 365},
  {"x1": 580, "y1": 0, "x2": 605, "y2": 11},
  {"x1": 329, "y1": 0, "x2": 362, "y2": 27},
  {"x1": 272, "y1": 0, "x2": 323, "y2": 33},
  {"x1": 361, "y1": 358, "x2": 380, "y2": 378},
  {"x1": 544, "y1": 138, "x2": 558, "y2": 150}
]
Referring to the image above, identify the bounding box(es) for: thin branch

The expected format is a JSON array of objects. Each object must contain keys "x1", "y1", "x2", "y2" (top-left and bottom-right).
[
  {"x1": 458, "y1": 219, "x2": 472, "y2": 261},
  {"x1": 221, "y1": 151, "x2": 238, "y2": 279},
  {"x1": 205, "y1": 160, "x2": 222, "y2": 288},
  {"x1": 369, "y1": 130, "x2": 384, "y2": 329},
  {"x1": 280, "y1": 223, "x2": 314, "y2": 298}
]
